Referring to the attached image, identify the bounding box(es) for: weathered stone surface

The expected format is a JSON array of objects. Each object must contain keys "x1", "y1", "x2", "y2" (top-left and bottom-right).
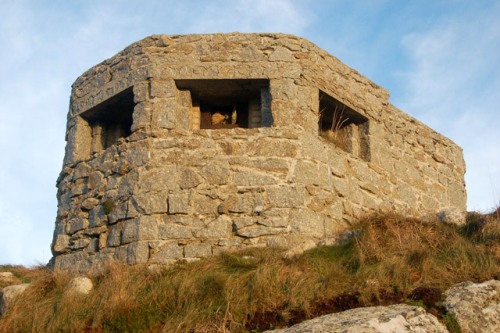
[
  {"x1": 444, "y1": 280, "x2": 500, "y2": 333},
  {"x1": 179, "y1": 168, "x2": 203, "y2": 189},
  {"x1": 133, "y1": 191, "x2": 168, "y2": 214},
  {"x1": 81, "y1": 198, "x2": 99, "y2": 211},
  {"x1": 184, "y1": 243, "x2": 212, "y2": 258},
  {"x1": 289, "y1": 209, "x2": 324, "y2": 238},
  {"x1": 150, "y1": 242, "x2": 183, "y2": 263},
  {"x1": 264, "y1": 304, "x2": 448, "y2": 333},
  {"x1": 52, "y1": 33, "x2": 467, "y2": 271},
  {"x1": 236, "y1": 225, "x2": 287, "y2": 238},
  {"x1": 168, "y1": 192, "x2": 190, "y2": 214},
  {"x1": 160, "y1": 223, "x2": 193, "y2": 239},
  {"x1": 67, "y1": 216, "x2": 89, "y2": 235},
  {"x1": 267, "y1": 186, "x2": 305, "y2": 208},
  {"x1": 53, "y1": 234, "x2": 71, "y2": 254},
  {"x1": 0, "y1": 283, "x2": 31, "y2": 317},
  {"x1": 0, "y1": 272, "x2": 15, "y2": 284},
  {"x1": 437, "y1": 207, "x2": 466, "y2": 226},
  {"x1": 194, "y1": 215, "x2": 233, "y2": 239},
  {"x1": 107, "y1": 223, "x2": 122, "y2": 247},
  {"x1": 127, "y1": 241, "x2": 150, "y2": 264},
  {"x1": 70, "y1": 238, "x2": 91, "y2": 250},
  {"x1": 65, "y1": 277, "x2": 93, "y2": 295},
  {"x1": 121, "y1": 216, "x2": 159, "y2": 244}
]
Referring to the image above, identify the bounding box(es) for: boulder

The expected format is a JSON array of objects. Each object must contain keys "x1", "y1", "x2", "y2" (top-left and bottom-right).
[
  {"x1": 264, "y1": 304, "x2": 447, "y2": 333},
  {"x1": 0, "y1": 283, "x2": 30, "y2": 317},
  {"x1": 65, "y1": 277, "x2": 93, "y2": 296},
  {"x1": 0, "y1": 272, "x2": 15, "y2": 284},
  {"x1": 444, "y1": 279, "x2": 500, "y2": 333}
]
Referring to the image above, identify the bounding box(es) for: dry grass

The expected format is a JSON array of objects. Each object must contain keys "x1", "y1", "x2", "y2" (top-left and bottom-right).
[{"x1": 1, "y1": 212, "x2": 499, "y2": 333}]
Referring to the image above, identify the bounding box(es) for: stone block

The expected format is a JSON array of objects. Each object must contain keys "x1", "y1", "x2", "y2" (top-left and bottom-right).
[
  {"x1": 150, "y1": 242, "x2": 183, "y2": 263},
  {"x1": 257, "y1": 217, "x2": 288, "y2": 228},
  {"x1": 107, "y1": 223, "x2": 122, "y2": 247},
  {"x1": 88, "y1": 206, "x2": 106, "y2": 228},
  {"x1": 164, "y1": 215, "x2": 205, "y2": 228},
  {"x1": 121, "y1": 216, "x2": 159, "y2": 244},
  {"x1": 194, "y1": 215, "x2": 232, "y2": 239},
  {"x1": 160, "y1": 223, "x2": 193, "y2": 239},
  {"x1": 231, "y1": 169, "x2": 279, "y2": 186},
  {"x1": 99, "y1": 233, "x2": 108, "y2": 249},
  {"x1": 168, "y1": 192, "x2": 190, "y2": 214},
  {"x1": 201, "y1": 162, "x2": 230, "y2": 185},
  {"x1": 269, "y1": 46, "x2": 294, "y2": 62},
  {"x1": 107, "y1": 201, "x2": 128, "y2": 224},
  {"x1": 325, "y1": 200, "x2": 343, "y2": 220},
  {"x1": 236, "y1": 225, "x2": 287, "y2": 238},
  {"x1": 228, "y1": 157, "x2": 290, "y2": 175},
  {"x1": 73, "y1": 163, "x2": 91, "y2": 180},
  {"x1": 152, "y1": 98, "x2": 177, "y2": 129},
  {"x1": 67, "y1": 216, "x2": 89, "y2": 235},
  {"x1": 184, "y1": 243, "x2": 212, "y2": 258},
  {"x1": 293, "y1": 160, "x2": 332, "y2": 190},
  {"x1": 70, "y1": 238, "x2": 91, "y2": 250},
  {"x1": 88, "y1": 171, "x2": 105, "y2": 193},
  {"x1": 127, "y1": 241, "x2": 150, "y2": 264},
  {"x1": 190, "y1": 193, "x2": 219, "y2": 215},
  {"x1": 150, "y1": 79, "x2": 176, "y2": 99},
  {"x1": 53, "y1": 234, "x2": 71, "y2": 254},
  {"x1": 179, "y1": 168, "x2": 203, "y2": 189},
  {"x1": 126, "y1": 142, "x2": 151, "y2": 169},
  {"x1": 247, "y1": 138, "x2": 298, "y2": 158},
  {"x1": 113, "y1": 245, "x2": 128, "y2": 262},
  {"x1": 267, "y1": 185, "x2": 305, "y2": 208},
  {"x1": 220, "y1": 193, "x2": 254, "y2": 214},
  {"x1": 131, "y1": 102, "x2": 151, "y2": 131},
  {"x1": 139, "y1": 166, "x2": 178, "y2": 193},
  {"x1": 233, "y1": 216, "x2": 257, "y2": 229},
  {"x1": 52, "y1": 251, "x2": 88, "y2": 272},
  {"x1": 290, "y1": 209, "x2": 324, "y2": 238},
  {"x1": 134, "y1": 191, "x2": 168, "y2": 214}
]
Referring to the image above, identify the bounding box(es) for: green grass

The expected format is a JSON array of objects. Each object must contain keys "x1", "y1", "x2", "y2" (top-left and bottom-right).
[{"x1": 1, "y1": 212, "x2": 498, "y2": 333}]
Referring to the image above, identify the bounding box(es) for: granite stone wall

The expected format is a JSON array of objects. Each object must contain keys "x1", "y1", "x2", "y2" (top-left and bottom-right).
[{"x1": 51, "y1": 33, "x2": 466, "y2": 272}]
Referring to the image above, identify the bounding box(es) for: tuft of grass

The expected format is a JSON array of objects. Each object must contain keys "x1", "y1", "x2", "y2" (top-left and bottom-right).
[
  {"x1": 463, "y1": 208, "x2": 500, "y2": 244},
  {"x1": 443, "y1": 313, "x2": 462, "y2": 333},
  {"x1": 102, "y1": 199, "x2": 114, "y2": 215},
  {"x1": 1, "y1": 212, "x2": 498, "y2": 332}
]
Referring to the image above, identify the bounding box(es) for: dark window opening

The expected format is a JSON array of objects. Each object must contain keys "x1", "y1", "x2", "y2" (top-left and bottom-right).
[
  {"x1": 80, "y1": 87, "x2": 134, "y2": 153},
  {"x1": 175, "y1": 79, "x2": 270, "y2": 129},
  {"x1": 319, "y1": 91, "x2": 370, "y2": 161}
]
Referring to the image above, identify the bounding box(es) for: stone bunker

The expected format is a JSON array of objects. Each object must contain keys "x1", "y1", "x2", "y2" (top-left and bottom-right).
[{"x1": 51, "y1": 33, "x2": 466, "y2": 272}]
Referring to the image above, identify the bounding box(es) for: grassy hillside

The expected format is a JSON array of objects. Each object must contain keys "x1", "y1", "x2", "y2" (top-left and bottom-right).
[{"x1": 1, "y1": 210, "x2": 499, "y2": 333}]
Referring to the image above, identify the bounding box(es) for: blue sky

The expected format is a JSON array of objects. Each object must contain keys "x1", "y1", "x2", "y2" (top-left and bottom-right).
[{"x1": 0, "y1": 0, "x2": 498, "y2": 266}]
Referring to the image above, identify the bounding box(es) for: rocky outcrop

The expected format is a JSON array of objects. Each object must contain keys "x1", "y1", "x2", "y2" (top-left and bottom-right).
[
  {"x1": 444, "y1": 280, "x2": 500, "y2": 333},
  {"x1": 0, "y1": 283, "x2": 30, "y2": 317},
  {"x1": 264, "y1": 280, "x2": 500, "y2": 333},
  {"x1": 264, "y1": 304, "x2": 448, "y2": 333}
]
